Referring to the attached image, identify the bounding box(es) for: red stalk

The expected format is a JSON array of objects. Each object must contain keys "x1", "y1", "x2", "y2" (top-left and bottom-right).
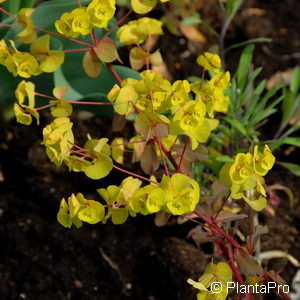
[
  {"x1": 154, "y1": 126, "x2": 170, "y2": 177},
  {"x1": 113, "y1": 164, "x2": 159, "y2": 185},
  {"x1": 106, "y1": 63, "x2": 122, "y2": 83}
]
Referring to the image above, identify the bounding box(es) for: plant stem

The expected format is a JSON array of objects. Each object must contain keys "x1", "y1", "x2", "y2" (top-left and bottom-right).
[
  {"x1": 0, "y1": 7, "x2": 18, "y2": 20},
  {"x1": 177, "y1": 140, "x2": 188, "y2": 170},
  {"x1": 219, "y1": 20, "x2": 230, "y2": 69},
  {"x1": 113, "y1": 164, "x2": 159, "y2": 185},
  {"x1": 0, "y1": 24, "x2": 20, "y2": 28},
  {"x1": 154, "y1": 136, "x2": 182, "y2": 173},
  {"x1": 154, "y1": 126, "x2": 170, "y2": 177},
  {"x1": 101, "y1": 9, "x2": 133, "y2": 41},
  {"x1": 63, "y1": 48, "x2": 91, "y2": 53},
  {"x1": 263, "y1": 272, "x2": 291, "y2": 300},
  {"x1": 34, "y1": 26, "x2": 93, "y2": 48},
  {"x1": 193, "y1": 209, "x2": 241, "y2": 250},
  {"x1": 213, "y1": 193, "x2": 231, "y2": 221},
  {"x1": 35, "y1": 92, "x2": 56, "y2": 100},
  {"x1": 65, "y1": 100, "x2": 114, "y2": 106},
  {"x1": 35, "y1": 103, "x2": 56, "y2": 111},
  {"x1": 103, "y1": 202, "x2": 128, "y2": 208},
  {"x1": 106, "y1": 63, "x2": 122, "y2": 83},
  {"x1": 90, "y1": 29, "x2": 97, "y2": 47},
  {"x1": 111, "y1": 140, "x2": 146, "y2": 147}
]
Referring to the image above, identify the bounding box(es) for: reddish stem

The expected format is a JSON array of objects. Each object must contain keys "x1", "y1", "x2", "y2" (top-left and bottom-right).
[
  {"x1": 113, "y1": 164, "x2": 159, "y2": 185},
  {"x1": 193, "y1": 209, "x2": 241, "y2": 250},
  {"x1": 101, "y1": 9, "x2": 133, "y2": 42},
  {"x1": 106, "y1": 63, "x2": 122, "y2": 83},
  {"x1": 154, "y1": 136, "x2": 182, "y2": 172},
  {"x1": 0, "y1": 7, "x2": 92, "y2": 48},
  {"x1": 0, "y1": 24, "x2": 20, "y2": 28},
  {"x1": 35, "y1": 103, "x2": 56, "y2": 111},
  {"x1": 0, "y1": 7, "x2": 18, "y2": 20},
  {"x1": 263, "y1": 272, "x2": 291, "y2": 300},
  {"x1": 34, "y1": 26, "x2": 93, "y2": 48},
  {"x1": 35, "y1": 92, "x2": 56, "y2": 100},
  {"x1": 177, "y1": 140, "x2": 188, "y2": 170},
  {"x1": 247, "y1": 208, "x2": 254, "y2": 254},
  {"x1": 63, "y1": 48, "x2": 91, "y2": 53},
  {"x1": 65, "y1": 101, "x2": 114, "y2": 106},
  {"x1": 35, "y1": 92, "x2": 114, "y2": 106},
  {"x1": 211, "y1": 230, "x2": 253, "y2": 300},
  {"x1": 103, "y1": 202, "x2": 128, "y2": 208},
  {"x1": 90, "y1": 29, "x2": 97, "y2": 47},
  {"x1": 213, "y1": 192, "x2": 230, "y2": 221},
  {"x1": 111, "y1": 140, "x2": 146, "y2": 147},
  {"x1": 154, "y1": 126, "x2": 170, "y2": 177}
]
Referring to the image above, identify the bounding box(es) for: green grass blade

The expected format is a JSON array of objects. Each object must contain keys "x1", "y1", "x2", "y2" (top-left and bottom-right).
[
  {"x1": 277, "y1": 161, "x2": 300, "y2": 176},
  {"x1": 290, "y1": 66, "x2": 300, "y2": 94}
]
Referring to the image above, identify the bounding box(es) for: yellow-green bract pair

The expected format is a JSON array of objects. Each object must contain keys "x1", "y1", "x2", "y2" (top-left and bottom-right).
[
  {"x1": 220, "y1": 145, "x2": 275, "y2": 211},
  {"x1": 57, "y1": 174, "x2": 200, "y2": 228},
  {"x1": 55, "y1": 0, "x2": 116, "y2": 37}
]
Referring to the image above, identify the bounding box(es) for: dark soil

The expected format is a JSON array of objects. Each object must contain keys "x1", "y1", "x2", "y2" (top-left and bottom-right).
[{"x1": 1, "y1": 0, "x2": 300, "y2": 300}]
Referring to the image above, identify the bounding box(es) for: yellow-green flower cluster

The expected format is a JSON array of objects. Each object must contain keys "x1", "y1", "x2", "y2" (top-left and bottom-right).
[
  {"x1": 55, "y1": 0, "x2": 116, "y2": 37},
  {"x1": 220, "y1": 145, "x2": 275, "y2": 211},
  {"x1": 41, "y1": 117, "x2": 74, "y2": 167},
  {"x1": 2, "y1": 45, "x2": 41, "y2": 78},
  {"x1": 188, "y1": 262, "x2": 232, "y2": 300},
  {"x1": 107, "y1": 70, "x2": 171, "y2": 115},
  {"x1": 131, "y1": 0, "x2": 170, "y2": 14},
  {"x1": 117, "y1": 17, "x2": 163, "y2": 45},
  {"x1": 16, "y1": 8, "x2": 37, "y2": 44},
  {"x1": 192, "y1": 52, "x2": 231, "y2": 117},
  {"x1": 58, "y1": 173, "x2": 200, "y2": 228},
  {"x1": 108, "y1": 61, "x2": 228, "y2": 149},
  {"x1": 0, "y1": 37, "x2": 64, "y2": 78},
  {"x1": 57, "y1": 193, "x2": 105, "y2": 228},
  {"x1": 130, "y1": 173, "x2": 200, "y2": 216},
  {"x1": 14, "y1": 80, "x2": 39, "y2": 125}
]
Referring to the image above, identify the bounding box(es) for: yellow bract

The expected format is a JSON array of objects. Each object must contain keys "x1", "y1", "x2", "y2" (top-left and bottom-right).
[
  {"x1": 57, "y1": 193, "x2": 105, "y2": 228},
  {"x1": 117, "y1": 17, "x2": 163, "y2": 45},
  {"x1": 129, "y1": 47, "x2": 162, "y2": 70},
  {"x1": 188, "y1": 262, "x2": 232, "y2": 300},
  {"x1": 30, "y1": 35, "x2": 65, "y2": 73},
  {"x1": 131, "y1": 0, "x2": 170, "y2": 14},
  {"x1": 197, "y1": 52, "x2": 221, "y2": 73},
  {"x1": 15, "y1": 80, "x2": 35, "y2": 107},
  {"x1": 220, "y1": 145, "x2": 275, "y2": 211},
  {"x1": 87, "y1": 0, "x2": 116, "y2": 29},
  {"x1": 160, "y1": 173, "x2": 200, "y2": 215},
  {"x1": 170, "y1": 100, "x2": 211, "y2": 150},
  {"x1": 14, "y1": 80, "x2": 39, "y2": 125},
  {"x1": 55, "y1": 12, "x2": 80, "y2": 38},
  {"x1": 55, "y1": 7, "x2": 93, "y2": 37},
  {"x1": 42, "y1": 117, "x2": 74, "y2": 166},
  {"x1": 5, "y1": 52, "x2": 41, "y2": 78},
  {"x1": 253, "y1": 145, "x2": 275, "y2": 176},
  {"x1": 111, "y1": 137, "x2": 124, "y2": 164},
  {"x1": 14, "y1": 103, "x2": 39, "y2": 126},
  {"x1": 0, "y1": 40, "x2": 9, "y2": 65},
  {"x1": 16, "y1": 8, "x2": 37, "y2": 44},
  {"x1": 193, "y1": 72, "x2": 230, "y2": 117},
  {"x1": 71, "y1": 7, "x2": 92, "y2": 35},
  {"x1": 229, "y1": 153, "x2": 253, "y2": 184}
]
